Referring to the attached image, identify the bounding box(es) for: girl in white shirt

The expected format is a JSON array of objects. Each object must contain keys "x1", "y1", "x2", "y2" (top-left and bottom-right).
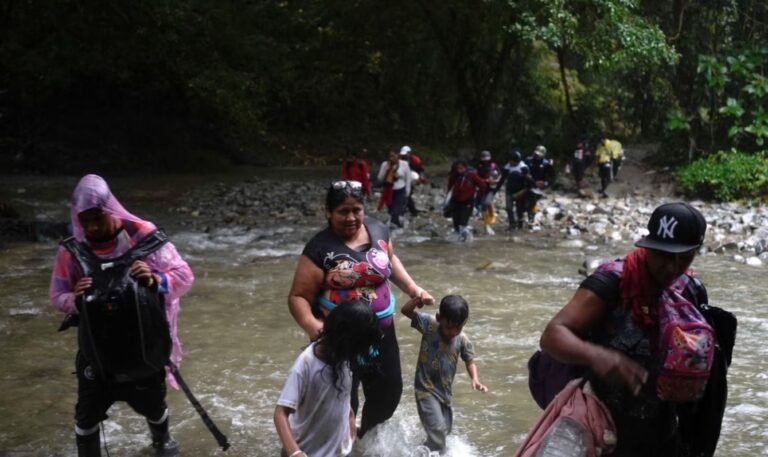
[{"x1": 274, "y1": 300, "x2": 383, "y2": 457}]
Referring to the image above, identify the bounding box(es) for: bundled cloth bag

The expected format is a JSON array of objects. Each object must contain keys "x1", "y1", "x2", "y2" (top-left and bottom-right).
[{"x1": 514, "y1": 378, "x2": 616, "y2": 457}]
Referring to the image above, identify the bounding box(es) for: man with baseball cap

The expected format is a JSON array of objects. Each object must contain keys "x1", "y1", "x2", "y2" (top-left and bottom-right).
[
  {"x1": 538, "y1": 200, "x2": 736, "y2": 457},
  {"x1": 635, "y1": 202, "x2": 707, "y2": 254}
]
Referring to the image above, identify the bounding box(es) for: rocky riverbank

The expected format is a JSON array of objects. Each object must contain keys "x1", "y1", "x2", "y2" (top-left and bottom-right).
[
  {"x1": 2, "y1": 145, "x2": 767, "y2": 268},
  {"x1": 167, "y1": 147, "x2": 768, "y2": 268}
]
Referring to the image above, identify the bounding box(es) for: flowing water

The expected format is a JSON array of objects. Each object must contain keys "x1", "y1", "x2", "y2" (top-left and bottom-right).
[{"x1": 0, "y1": 172, "x2": 765, "y2": 456}]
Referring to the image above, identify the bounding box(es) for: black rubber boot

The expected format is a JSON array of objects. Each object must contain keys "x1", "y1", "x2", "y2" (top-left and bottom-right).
[
  {"x1": 148, "y1": 418, "x2": 180, "y2": 456},
  {"x1": 76, "y1": 432, "x2": 101, "y2": 457}
]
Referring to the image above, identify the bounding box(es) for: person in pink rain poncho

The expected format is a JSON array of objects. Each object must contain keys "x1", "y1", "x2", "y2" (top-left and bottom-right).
[{"x1": 49, "y1": 174, "x2": 194, "y2": 457}]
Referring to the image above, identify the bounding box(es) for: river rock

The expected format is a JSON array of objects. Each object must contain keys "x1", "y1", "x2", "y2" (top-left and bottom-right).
[
  {"x1": 156, "y1": 166, "x2": 768, "y2": 270},
  {"x1": 746, "y1": 257, "x2": 763, "y2": 267}
]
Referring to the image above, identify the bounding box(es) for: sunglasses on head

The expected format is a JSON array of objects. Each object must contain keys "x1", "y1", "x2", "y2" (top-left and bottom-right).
[{"x1": 331, "y1": 180, "x2": 363, "y2": 192}]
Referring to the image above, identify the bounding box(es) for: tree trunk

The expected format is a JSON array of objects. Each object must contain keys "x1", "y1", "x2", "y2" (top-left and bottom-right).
[{"x1": 556, "y1": 47, "x2": 576, "y2": 125}]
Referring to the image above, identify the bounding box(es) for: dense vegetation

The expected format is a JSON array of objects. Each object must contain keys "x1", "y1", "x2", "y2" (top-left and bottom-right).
[{"x1": 0, "y1": 0, "x2": 766, "y2": 198}]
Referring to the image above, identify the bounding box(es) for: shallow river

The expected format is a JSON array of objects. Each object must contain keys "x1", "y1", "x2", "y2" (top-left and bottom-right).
[{"x1": 0, "y1": 172, "x2": 765, "y2": 456}]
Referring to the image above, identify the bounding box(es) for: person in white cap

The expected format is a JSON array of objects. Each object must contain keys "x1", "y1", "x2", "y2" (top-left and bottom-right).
[{"x1": 377, "y1": 149, "x2": 412, "y2": 228}]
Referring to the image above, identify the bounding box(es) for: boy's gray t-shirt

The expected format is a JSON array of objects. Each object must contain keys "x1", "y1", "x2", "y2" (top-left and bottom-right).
[{"x1": 412, "y1": 311, "x2": 475, "y2": 405}]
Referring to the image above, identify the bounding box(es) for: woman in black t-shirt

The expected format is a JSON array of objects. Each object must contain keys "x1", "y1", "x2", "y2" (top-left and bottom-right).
[{"x1": 287, "y1": 180, "x2": 434, "y2": 437}]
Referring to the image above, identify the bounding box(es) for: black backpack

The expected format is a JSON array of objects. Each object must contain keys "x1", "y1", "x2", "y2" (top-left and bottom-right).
[{"x1": 62, "y1": 229, "x2": 172, "y2": 382}]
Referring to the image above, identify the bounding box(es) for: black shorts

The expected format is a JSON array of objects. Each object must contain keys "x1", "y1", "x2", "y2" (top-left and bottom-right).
[{"x1": 75, "y1": 351, "x2": 168, "y2": 430}]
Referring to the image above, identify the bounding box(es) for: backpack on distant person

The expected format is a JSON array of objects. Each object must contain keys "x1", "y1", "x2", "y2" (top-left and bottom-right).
[{"x1": 61, "y1": 230, "x2": 172, "y2": 382}]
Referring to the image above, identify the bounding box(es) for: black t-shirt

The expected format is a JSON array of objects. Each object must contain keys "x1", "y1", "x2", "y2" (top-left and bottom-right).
[
  {"x1": 577, "y1": 265, "x2": 708, "y2": 456},
  {"x1": 301, "y1": 216, "x2": 395, "y2": 326}
]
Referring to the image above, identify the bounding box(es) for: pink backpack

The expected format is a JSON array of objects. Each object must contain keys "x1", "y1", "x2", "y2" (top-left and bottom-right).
[
  {"x1": 655, "y1": 283, "x2": 715, "y2": 402},
  {"x1": 597, "y1": 260, "x2": 716, "y2": 402}
]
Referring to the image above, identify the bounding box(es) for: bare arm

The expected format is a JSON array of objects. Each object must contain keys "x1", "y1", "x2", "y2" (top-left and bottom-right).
[
  {"x1": 400, "y1": 296, "x2": 424, "y2": 320},
  {"x1": 287, "y1": 255, "x2": 325, "y2": 340},
  {"x1": 274, "y1": 405, "x2": 304, "y2": 457},
  {"x1": 388, "y1": 240, "x2": 434, "y2": 306},
  {"x1": 540, "y1": 287, "x2": 648, "y2": 395},
  {"x1": 465, "y1": 359, "x2": 487, "y2": 392}
]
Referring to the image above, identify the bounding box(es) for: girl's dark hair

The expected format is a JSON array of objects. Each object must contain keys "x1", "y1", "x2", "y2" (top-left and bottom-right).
[
  {"x1": 326, "y1": 181, "x2": 365, "y2": 211},
  {"x1": 317, "y1": 299, "x2": 382, "y2": 393},
  {"x1": 439, "y1": 294, "x2": 469, "y2": 325}
]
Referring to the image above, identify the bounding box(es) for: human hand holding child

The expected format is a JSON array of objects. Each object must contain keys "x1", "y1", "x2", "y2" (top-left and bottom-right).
[{"x1": 401, "y1": 295, "x2": 430, "y2": 319}]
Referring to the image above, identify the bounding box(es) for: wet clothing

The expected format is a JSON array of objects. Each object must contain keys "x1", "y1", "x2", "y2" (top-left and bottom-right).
[
  {"x1": 50, "y1": 220, "x2": 193, "y2": 386},
  {"x1": 411, "y1": 312, "x2": 475, "y2": 405},
  {"x1": 301, "y1": 216, "x2": 402, "y2": 436},
  {"x1": 390, "y1": 187, "x2": 407, "y2": 227},
  {"x1": 447, "y1": 170, "x2": 486, "y2": 204},
  {"x1": 49, "y1": 174, "x2": 193, "y2": 445},
  {"x1": 447, "y1": 171, "x2": 486, "y2": 232},
  {"x1": 302, "y1": 216, "x2": 395, "y2": 328},
  {"x1": 577, "y1": 259, "x2": 732, "y2": 457},
  {"x1": 475, "y1": 161, "x2": 500, "y2": 228},
  {"x1": 50, "y1": 176, "x2": 193, "y2": 383},
  {"x1": 350, "y1": 322, "x2": 403, "y2": 436},
  {"x1": 410, "y1": 311, "x2": 474, "y2": 452},
  {"x1": 277, "y1": 343, "x2": 354, "y2": 457},
  {"x1": 341, "y1": 159, "x2": 372, "y2": 197},
  {"x1": 497, "y1": 162, "x2": 531, "y2": 228},
  {"x1": 416, "y1": 391, "x2": 453, "y2": 452},
  {"x1": 378, "y1": 159, "x2": 411, "y2": 226},
  {"x1": 75, "y1": 351, "x2": 168, "y2": 432}
]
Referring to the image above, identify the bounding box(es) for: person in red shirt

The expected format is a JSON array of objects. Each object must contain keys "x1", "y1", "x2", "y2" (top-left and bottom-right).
[
  {"x1": 340, "y1": 149, "x2": 372, "y2": 198},
  {"x1": 446, "y1": 160, "x2": 486, "y2": 241}
]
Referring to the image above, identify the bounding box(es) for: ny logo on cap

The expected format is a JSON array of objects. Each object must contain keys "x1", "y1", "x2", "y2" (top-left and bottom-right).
[{"x1": 657, "y1": 215, "x2": 678, "y2": 239}]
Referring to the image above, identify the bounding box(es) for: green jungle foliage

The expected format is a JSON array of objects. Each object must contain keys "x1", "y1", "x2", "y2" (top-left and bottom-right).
[
  {"x1": 0, "y1": 0, "x2": 766, "y2": 189},
  {"x1": 675, "y1": 149, "x2": 768, "y2": 201}
]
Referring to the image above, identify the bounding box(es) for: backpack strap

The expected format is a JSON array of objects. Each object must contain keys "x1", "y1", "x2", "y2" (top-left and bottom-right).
[
  {"x1": 61, "y1": 236, "x2": 98, "y2": 277},
  {"x1": 125, "y1": 229, "x2": 169, "y2": 263},
  {"x1": 684, "y1": 275, "x2": 708, "y2": 309},
  {"x1": 61, "y1": 229, "x2": 169, "y2": 274}
]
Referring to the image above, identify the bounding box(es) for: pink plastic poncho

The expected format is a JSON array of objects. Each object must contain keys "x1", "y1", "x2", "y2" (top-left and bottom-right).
[{"x1": 49, "y1": 174, "x2": 194, "y2": 388}]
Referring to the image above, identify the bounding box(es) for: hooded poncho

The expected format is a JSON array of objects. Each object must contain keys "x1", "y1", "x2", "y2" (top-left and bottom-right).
[{"x1": 49, "y1": 174, "x2": 194, "y2": 387}]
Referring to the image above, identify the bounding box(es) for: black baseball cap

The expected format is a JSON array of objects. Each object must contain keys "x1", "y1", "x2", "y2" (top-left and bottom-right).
[{"x1": 635, "y1": 202, "x2": 707, "y2": 253}]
